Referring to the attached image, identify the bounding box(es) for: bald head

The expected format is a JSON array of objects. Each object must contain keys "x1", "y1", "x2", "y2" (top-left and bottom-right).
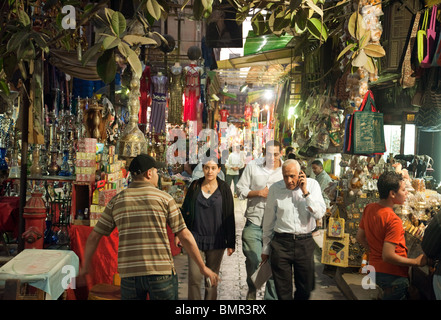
[{"x1": 282, "y1": 159, "x2": 302, "y2": 190}]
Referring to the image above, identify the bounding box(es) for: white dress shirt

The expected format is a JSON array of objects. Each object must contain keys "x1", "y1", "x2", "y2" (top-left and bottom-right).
[
  {"x1": 225, "y1": 151, "x2": 244, "y2": 175},
  {"x1": 262, "y1": 178, "x2": 326, "y2": 255},
  {"x1": 236, "y1": 160, "x2": 284, "y2": 226}
]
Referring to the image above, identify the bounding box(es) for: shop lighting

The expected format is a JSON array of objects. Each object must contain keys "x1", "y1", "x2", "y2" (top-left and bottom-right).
[
  {"x1": 287, "y1": 101, "x2": 301, "y2": 120},
  {"x1": 240, "y1": 84, "x2": 249, "y2": 92},
  {"x1": 264, "y1": 89, "x2": 274, "y2": 100}
]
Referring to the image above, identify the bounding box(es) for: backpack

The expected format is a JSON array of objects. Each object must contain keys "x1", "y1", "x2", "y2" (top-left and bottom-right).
[{"x1": 421, "y1": 212, "x2": 441, "y2": 260}]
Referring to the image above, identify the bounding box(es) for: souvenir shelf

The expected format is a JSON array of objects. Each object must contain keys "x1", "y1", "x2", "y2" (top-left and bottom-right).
[{"x1": 337, "y1": 191, "x2": 379, "y2": 267}]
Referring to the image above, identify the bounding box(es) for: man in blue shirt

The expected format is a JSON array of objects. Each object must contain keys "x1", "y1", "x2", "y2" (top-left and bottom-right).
[{"x1": 262, "y1": 159, "x2": 326, "y2": 300}]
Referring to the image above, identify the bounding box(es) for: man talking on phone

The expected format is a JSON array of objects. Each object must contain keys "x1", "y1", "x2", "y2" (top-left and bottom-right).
[{"x1": 261, "y1": 159, "x2": 326, "y2": 300}]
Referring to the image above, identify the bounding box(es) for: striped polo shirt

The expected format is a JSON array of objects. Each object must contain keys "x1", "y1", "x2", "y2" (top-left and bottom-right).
[{"x1": 93, "y1": 180, "x2": 187, "y2": 278}]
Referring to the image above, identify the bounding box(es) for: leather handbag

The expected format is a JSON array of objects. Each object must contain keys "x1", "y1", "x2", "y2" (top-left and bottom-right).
[
  {"x1": 421, "y1": 5, "x2": 438, "y2": 68},
  {"x1": 417, "y1": 9, "x2": 429, "y2": 64}
]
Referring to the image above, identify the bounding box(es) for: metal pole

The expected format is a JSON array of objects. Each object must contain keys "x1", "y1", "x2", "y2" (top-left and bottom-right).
[{"x1": 18, "y1": 77, "x2": 30, "y2": 253}]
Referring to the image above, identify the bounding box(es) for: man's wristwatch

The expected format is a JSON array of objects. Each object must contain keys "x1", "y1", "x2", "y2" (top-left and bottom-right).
[{"x1": 302, "y1": 192, "x2": 310, "y2": 198}]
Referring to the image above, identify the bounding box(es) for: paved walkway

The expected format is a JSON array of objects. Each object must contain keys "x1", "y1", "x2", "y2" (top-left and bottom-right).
[{"x1": 174, "y1": 198, "x2": 346, "y2": 300}]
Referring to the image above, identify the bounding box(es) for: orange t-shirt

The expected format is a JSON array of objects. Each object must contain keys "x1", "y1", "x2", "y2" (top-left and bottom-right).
[{"x1": 359, "y1": 203, "x2": 409, "y2": 278}]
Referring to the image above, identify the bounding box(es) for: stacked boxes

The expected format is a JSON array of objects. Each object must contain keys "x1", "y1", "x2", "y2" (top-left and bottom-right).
[
  {"x1": 103, "y1": 145, "x2": 126, "y2": 193},
  {"x1": 89, "y1": 204, "x2": 106, "y2": 227},
  {"x1": 76, "y1": 138, "x2": 97, "y2": 182}
]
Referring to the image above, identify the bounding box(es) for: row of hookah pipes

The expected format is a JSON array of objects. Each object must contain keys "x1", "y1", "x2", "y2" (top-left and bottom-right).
[{"x1": 36, "y1": 89, "x2": 85, "y2": 177}]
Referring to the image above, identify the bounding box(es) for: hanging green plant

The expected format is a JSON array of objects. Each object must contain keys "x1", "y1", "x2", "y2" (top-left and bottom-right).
[
  {"x1": 82, "y1": 8, "x2": 158, "y2": 83},
  {"x1": 337, "y1": 12, "x2": 385, "y2": 73}
]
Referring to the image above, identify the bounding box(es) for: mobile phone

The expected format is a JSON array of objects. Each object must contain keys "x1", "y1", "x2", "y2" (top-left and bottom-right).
[{"x1": 297, "y1": 171, "x2": 305, "y2": 188}]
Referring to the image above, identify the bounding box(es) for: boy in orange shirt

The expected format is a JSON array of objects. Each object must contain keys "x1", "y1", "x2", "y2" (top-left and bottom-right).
[{"x1": 356, "y1": 171, "x2": 427, "y2": 300}]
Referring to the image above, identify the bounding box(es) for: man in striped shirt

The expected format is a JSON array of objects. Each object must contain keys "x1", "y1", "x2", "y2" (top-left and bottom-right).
[{"x1": 80, "y1": 154, "x2": 219, "y2": 300}]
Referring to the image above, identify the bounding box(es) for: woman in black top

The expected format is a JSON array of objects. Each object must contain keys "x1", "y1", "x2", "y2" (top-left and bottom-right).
[{"x1": 179, "y1": 158, "x2": 236, "y2": 300}]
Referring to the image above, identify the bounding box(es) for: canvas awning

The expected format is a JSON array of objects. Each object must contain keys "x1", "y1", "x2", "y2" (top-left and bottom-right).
[{"x1": 216, "y1": 47, "x2": 300, "y2": 69}]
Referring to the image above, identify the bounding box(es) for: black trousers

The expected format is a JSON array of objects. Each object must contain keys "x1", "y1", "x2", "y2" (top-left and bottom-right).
[{"x1": 270, "y1": 233, "x2": 315, "y2": 300}]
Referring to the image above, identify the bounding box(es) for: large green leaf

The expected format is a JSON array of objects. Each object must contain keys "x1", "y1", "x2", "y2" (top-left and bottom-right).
[
  {"x1": 269, "y1": 10, "x2": 290, "y2": 35},
  {"x1": 123, "y1": 34, "x2": 157, "y2": 46},
  {"x1": 305, "y1": 0, "x2": 323, "y2": 16},
  {"x1": 294, "y1": 8, "x2": 308, "y2": 31},
  {"x1": 147, "y1": 0, "x2": 162, "y2": 21},
  {"x1": 82, "y1": 42, "x2": 102, "y2": 66},
  {"x1": 111, "y1": 11, "x2": 126, "y2": 37},
  {"x1": 118, "y1": 42, "x2": 142, "y2": 79},
  {"x1": 352, "y1": 49, "x2": 367, "y2": 67},
  {"x1": 192, "y1": 0, "x2": 204, "y2": 20},
  {"x1": 126, "y1": 48, "x2": 142, "y2": 79},
  {"x1": 17, "y1": 40, "x2": 35, "y2": 60},
  {"x1": 364, "y1": 44, "x2": 386, "y2": 58},
  {"x1": 251, "y1": 12, "x2": 266, "y2": 35},
  {"x1": 364, "y1": 55, "x2": 376, "y2": 73},
  {"x1": 7, "y1": 31, "x2": 29, "y2": 52},
  {"x1": 290, "y1": 0, "x2": 303, "y2": 11},
  {"x1": 97, "y1": 49, "x2": 117, "y2": 84},
  {"x1": 348, "y1": 12, "x2": 366, "y2": 40},
  {"x1": 0, "y1": 80, "x2": 10, "y2": 95},
  {"x1": 102, "y1": 35, "x2": 121, "y2": 50},
  {"x1": 307, "y1": 18, "x2": 328, "y2": 41},
  {"x1": 337, "y1": 42, "x2": 356, "y2": 61},
  {"x1": 17, "y1": 9, "x2": 31, "y2": 27}
]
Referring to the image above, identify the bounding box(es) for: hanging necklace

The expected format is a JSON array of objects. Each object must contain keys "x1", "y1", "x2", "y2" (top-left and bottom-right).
[{"x1": 203, "y1": 181, "x2": 217, "y2": 194}]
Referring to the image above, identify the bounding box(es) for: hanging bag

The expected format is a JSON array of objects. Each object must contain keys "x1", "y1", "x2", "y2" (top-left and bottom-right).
[
  {"x1": 321, "y1": 232, "x2": 349, "y2": 267},
  {"x1": 401, "y1": 11, "x2": 421, "y2": 87},
  {"x1": 417, "y1": 9, "x2": 429, "y2": 64},
  {"x1": 421, "y1": 6, "x2": 438, "y2": 68},
  {"x1": 327, "y1": 208, "x2": 345, "y2": 238},
  {"x1": 345, "y1": 90, "x2": 386, "y2": 155}
]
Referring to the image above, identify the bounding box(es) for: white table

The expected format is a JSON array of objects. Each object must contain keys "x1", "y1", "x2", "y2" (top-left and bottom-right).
[{"x1": 0, "y1": 249, "x2": 79, "y2": 300}]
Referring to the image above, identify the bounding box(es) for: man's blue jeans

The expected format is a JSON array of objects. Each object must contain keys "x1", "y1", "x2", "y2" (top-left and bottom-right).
[
  {"x1": 120, "y1": 274, "x2": 178, "y2": 300},
  {"x1": 375, "y1": 272, "x2": 409, "y2": 300},
  {"x1": 241, "y1": 220, "x2": 277, "y2": 300}
]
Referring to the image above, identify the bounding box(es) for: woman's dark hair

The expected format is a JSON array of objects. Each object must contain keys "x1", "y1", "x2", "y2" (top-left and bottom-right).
[
  {"x1": 377, "y1": 171, "x2": 403, "y2": 199},
  {"x1": 202, "y1": 157, "x2": 221, "y2": 168},
  {"x1": 202, "y1": 149, "x2": 221, "y2": 168}
]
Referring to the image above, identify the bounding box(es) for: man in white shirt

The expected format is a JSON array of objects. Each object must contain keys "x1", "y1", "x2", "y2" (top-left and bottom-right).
[
  {"x1": 236, "y1": 140, "x2": 283, "y2": 300},
  {"x1": 225, "y1": 145, "x2": 244, "y2": 196},
  {"x1": 262, "y1": 159, "x2": 326, "y2": 300}
]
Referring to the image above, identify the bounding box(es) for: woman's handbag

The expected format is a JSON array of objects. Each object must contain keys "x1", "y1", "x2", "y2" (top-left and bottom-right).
[{"x1": 421, "y1": 6, "x2": 438, "y2": 68}]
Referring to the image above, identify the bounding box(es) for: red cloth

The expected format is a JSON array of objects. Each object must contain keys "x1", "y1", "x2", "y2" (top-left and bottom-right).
[
  {"x1": 0, "y1": 197, "x2": 19, "y2": 238},
  {"x1": 66, "y1": 224, "x2": 181, "y2": 300},
  {"x1": 359, "y1": 203, "x2": 409, "y2": 278},
  {"x1": 220, "y1": 109, "x2": 229, "y2": 122},
  {"x1": 139, "y1": 66, "x2": 152, "y2": 124},
  {"x1": 66, "y1": 225, "x2": 119, "y2": 300},
  {"x1": 183, "y1": 64, "x2": 200, "y2": 122}
]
